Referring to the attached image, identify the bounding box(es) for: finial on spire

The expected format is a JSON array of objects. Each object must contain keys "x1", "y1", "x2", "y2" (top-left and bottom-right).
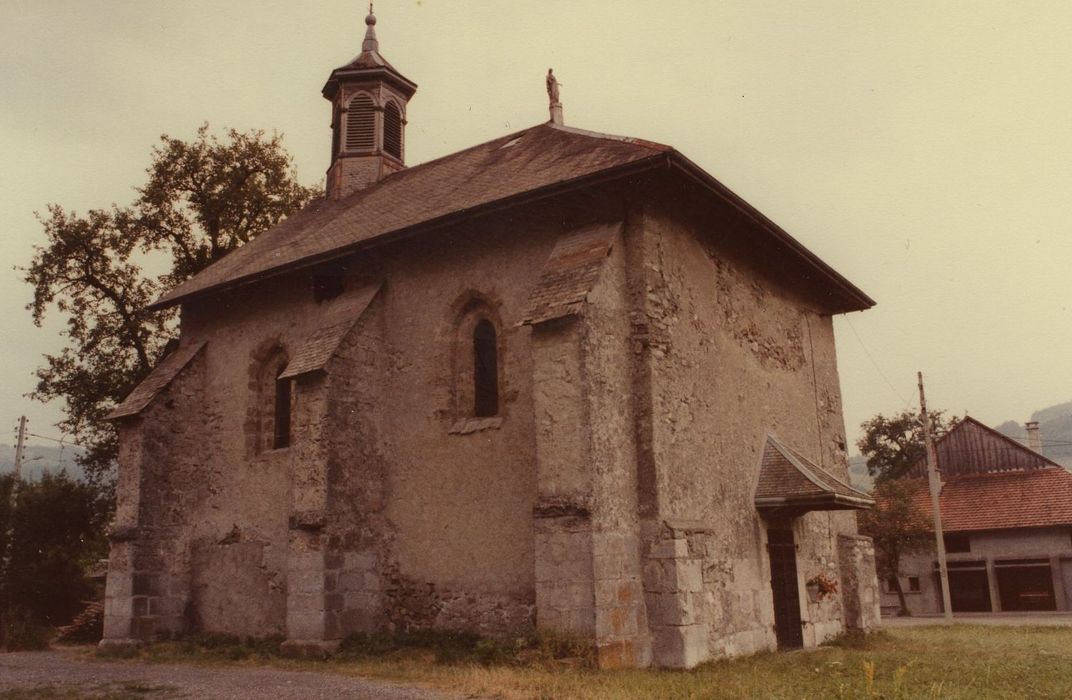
[
  {"x1": 546, "y1": 68, "x2": 564, "y2": 125},
  {"x1": 362, "y1": 3, "x2": 378, "y2": 52}
]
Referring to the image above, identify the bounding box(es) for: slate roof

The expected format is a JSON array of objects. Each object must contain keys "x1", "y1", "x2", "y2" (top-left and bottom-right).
[
  {"x1": 150, "y1": 123, "x2": 874, "y2": 313},
  {"x1": 755, "y1": 436, "x2": 874, "y2": 513},
  {"x1": 902, "y1": 468, "x2": 1072, "y2": 532},
  {"x1": 521, "y1": 221, "x2": 620, "y2": 325},
  {"x1": 106, "y1": 341, "x2": 206, "y2": 420},
  {"x1": 279, "y1": 283, "x2": 381, "y2": 379}
]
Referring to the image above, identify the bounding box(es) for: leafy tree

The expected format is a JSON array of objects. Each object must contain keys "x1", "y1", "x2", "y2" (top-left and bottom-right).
[
  {"x1": 857, "y1": 408, "x2": 957, "y2": 483},
  {"x1": 24, "y1": 125, "x2": 319, "y2": 484},
  {"x1": 859, "y1": 479, "x2": 931, "y2": 616},
  {"x1": 0, "y1": 471, "x2": 109, "y2": 646}
]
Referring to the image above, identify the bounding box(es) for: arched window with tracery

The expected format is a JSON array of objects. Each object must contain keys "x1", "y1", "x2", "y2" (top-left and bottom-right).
[
  {"x1": 345, "y1": 93, "x2": 375, "y2": 151},
  {"x1": 383, "y1": 101, "x2": 403, "y2": 159},
  {"x1": 473, "y1": 319, "x2": 498, "y2": 417}
]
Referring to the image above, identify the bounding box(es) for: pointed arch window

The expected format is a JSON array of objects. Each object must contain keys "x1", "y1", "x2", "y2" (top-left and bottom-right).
[
  {"x1": 473, "y1": 319, "x2": 499, "y2": 417},
  {"x1": 345, "y1": 93, "x2": 376, "y2": 151},
  {"x1": 384, "y1": 101, "x2": 403, "y2": 159}
]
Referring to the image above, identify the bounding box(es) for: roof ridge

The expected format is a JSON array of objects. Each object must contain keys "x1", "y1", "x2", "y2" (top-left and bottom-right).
[{"x1": 547, "y1": 122, "x2": 673, "y2": 152}]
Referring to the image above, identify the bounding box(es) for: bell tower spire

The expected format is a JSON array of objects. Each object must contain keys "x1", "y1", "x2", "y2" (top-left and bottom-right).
[
  {"x1": 362, "y1": 3, "x2": 378, "y2": 52},
  {"x1": 323, "y1": 5, "x2": 418, "y2": 200}
]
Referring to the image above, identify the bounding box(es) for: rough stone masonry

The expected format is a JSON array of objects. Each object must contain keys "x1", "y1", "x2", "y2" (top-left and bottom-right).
[{"x1": 100, "y1": 8, "x2": 880, "y2": 668}]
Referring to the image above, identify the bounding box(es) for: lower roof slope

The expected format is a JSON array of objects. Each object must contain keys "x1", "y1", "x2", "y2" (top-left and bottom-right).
[
  {"x1": 151, "y1": 122, "x2": 874, "y2": 313},
  {"x1": 903, "y1": 467, "x2": 1072, "y2": 532}
]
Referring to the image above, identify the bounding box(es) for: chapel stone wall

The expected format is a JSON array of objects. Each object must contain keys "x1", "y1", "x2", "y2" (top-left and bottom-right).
[{"x1": 633, "y1": 197, "x2": 871, "y2": 665}]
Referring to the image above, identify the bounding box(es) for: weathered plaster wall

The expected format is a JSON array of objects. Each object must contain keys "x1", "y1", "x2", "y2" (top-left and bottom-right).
[
  {"x1": 888, "y1": 527, "x2": 1072, "y2": 615},
  {"x1": 155, "y1": 202, "x2": 608, "y2": 642},
  {"x1": 636, "y1": 199, "x2": 864, "y2": 662}
]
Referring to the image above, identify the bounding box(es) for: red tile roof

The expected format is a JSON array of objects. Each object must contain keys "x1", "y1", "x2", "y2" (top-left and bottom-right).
[
  {"x1": 903, "y1": 468, "x2": 1072, "y2": 532},
  {"x1": 150, "y1": 123, "x2": 874, "y2": 314}
]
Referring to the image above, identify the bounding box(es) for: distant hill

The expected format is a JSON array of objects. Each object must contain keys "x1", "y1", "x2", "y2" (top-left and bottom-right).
[
  {"x1": 848, "y1": 454, "x2": 873, "y2": 492},
  {"x1": 994, "y1": 399, "x2": 1072, "y2": 468},
  {"x1": 0, "y1": 443, "x2": 85, "y2": 481}
]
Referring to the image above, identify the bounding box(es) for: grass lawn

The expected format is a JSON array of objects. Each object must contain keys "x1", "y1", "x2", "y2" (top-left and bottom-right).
[{"x1": 96, "y1": 625, "x2": 1072, "y2": 700}]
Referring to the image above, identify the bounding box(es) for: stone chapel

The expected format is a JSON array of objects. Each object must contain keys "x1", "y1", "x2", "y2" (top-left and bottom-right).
[{"x1": 100, "y1": 9, "x2": 881, "y2": 668}]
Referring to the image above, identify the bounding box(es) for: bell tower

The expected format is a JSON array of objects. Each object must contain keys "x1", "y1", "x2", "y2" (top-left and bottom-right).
[{"x1": 323, "y1": 6, "x2": 417, "y2": 199}]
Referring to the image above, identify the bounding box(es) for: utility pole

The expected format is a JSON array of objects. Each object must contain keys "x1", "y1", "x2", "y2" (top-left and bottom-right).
[
  {"x1": 2, "y1": 417, "x2": 27, "y2": 647},
  {"x1": 13, "y1": 416, "x2": 26, "y2": 483},
  {"x1": 918, "y1": 373, "x2": 953, "y2": 622}
]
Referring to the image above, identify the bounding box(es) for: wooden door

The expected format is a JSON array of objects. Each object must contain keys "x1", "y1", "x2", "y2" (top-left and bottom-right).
[{"x1": 768, "y1": 529, "x2": 804, "y2": 649}]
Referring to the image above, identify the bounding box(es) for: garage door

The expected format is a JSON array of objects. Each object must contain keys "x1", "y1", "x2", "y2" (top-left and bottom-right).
[
  {"x1": 995, "y1": 559, "x2": 1056, "y2": 611},
  {"x1": 946, "y1": 563, "x2": 992, "y2": 613}
]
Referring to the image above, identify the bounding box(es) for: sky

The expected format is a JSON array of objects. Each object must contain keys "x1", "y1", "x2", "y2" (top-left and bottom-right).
[{"x1": 0, "y1": 0, "x2": 1069, "y2": 452}]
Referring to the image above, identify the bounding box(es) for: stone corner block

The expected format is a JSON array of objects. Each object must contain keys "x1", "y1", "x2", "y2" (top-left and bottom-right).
[
  {"x1": 97, "y1": 638, "x2": 143, "y2": 653},
  {"x1": 279, "y1": 639, "x2": 341, "y2": 659},
  {"x1": 652, "y1": 625, "x2": 708, "y2": 669}
]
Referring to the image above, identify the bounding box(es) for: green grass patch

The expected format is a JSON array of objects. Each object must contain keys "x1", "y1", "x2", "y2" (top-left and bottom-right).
[{"x1": 89, "y1": 625, "x2": 1072, "y2": 699}]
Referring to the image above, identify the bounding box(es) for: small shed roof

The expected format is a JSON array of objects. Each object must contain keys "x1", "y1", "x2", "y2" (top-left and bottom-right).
[
  {"x1": 106, "y1": 341, "x2": 206, "y2": 420},
  {"x1": 755, "y1": 435, "x2": 874, "y2": 515},
  {"x1": 521, "y1": 221, "x2": 620, "y2": 325},
  {"x1": 279, "y1": 283, "x2": 381, "y2": 379}
]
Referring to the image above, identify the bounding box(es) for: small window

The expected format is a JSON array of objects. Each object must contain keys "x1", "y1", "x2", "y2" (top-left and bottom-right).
[
  {"x1": 253, "y1": 346, "x2": 290, "y2": 453},
  {"x1": 944, "y1": 534, "x2": 970, "y2": 554},
  {"x1": 345, "y1": 93, "x2": 375, "y2": 151},
  {"x1": 312, "y1": 272, "x2": 344, "y2": 302},
  {"x1": 273, "y1": 372, "x2": 291, "y2": 449},
  {"x1": 907, "y1": 576, "x2": 921, "y2": 593},
  {"x1": 384, "y1": 101, "x2": 402, "y2": 159},
  {"x1": 473, "y1": 319, "x2": 498, "y2": 417},
  {"x1": 885, "y1": 576, "x2": 898, "y2": 592}
]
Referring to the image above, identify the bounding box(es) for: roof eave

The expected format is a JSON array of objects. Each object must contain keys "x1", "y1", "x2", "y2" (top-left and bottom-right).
[
  {"x1": 755, "y1": 493, "x2": 875, "y2": 512},
  {"x1": 151, "y1": 140, "x2": 877, "y2": 314},
  {"x1": 322, "y1": 66, "x2": 418, "y2": 100}
]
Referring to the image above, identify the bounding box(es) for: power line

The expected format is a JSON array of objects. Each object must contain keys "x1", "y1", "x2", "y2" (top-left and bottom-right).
[
  {"x1": 844, "y1": 316, "x2": 911, "y2": 408},
  {"x1": 24, "y1": 432, "x2": 78, "y2": 446}
]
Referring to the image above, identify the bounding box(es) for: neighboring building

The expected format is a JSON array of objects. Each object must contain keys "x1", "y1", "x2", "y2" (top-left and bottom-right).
[
  {"x1": 883, "y1": 417, "x2": 1072, "y2": 615},
  {"x1": 99, "y1": 10, "x2": 880, "y2": 667}
]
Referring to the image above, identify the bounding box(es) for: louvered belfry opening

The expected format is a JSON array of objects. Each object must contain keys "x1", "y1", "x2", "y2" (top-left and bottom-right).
[
  {"x1": 384, "y1": 101, "x2": 403, "y2": 159},
  {"x1": 345, "y1": 93, "x2": 376, "y2": 151},
  {"x1": 322, "y1": 7, "x2": 417, "y2": 197}
]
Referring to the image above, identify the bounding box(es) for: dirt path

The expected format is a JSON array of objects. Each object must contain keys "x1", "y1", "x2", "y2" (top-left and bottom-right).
[{"x1": 0, "y1": 649, "x2": 453, "y2": 699}]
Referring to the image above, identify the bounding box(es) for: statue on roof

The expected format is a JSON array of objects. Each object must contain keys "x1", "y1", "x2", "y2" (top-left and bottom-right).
[{"x1": 546, "y1": 68, "x2": 561, "y2": 106}]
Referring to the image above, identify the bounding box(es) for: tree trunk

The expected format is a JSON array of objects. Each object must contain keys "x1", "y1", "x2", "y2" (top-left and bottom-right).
[{"x1": 892, "y1": 574, "x2": 910, "y2": 616}]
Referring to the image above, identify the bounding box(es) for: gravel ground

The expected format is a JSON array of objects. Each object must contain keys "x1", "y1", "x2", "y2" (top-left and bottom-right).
[{"x1": 0, "y1": 649, "x2": 454, "y2": 699}]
